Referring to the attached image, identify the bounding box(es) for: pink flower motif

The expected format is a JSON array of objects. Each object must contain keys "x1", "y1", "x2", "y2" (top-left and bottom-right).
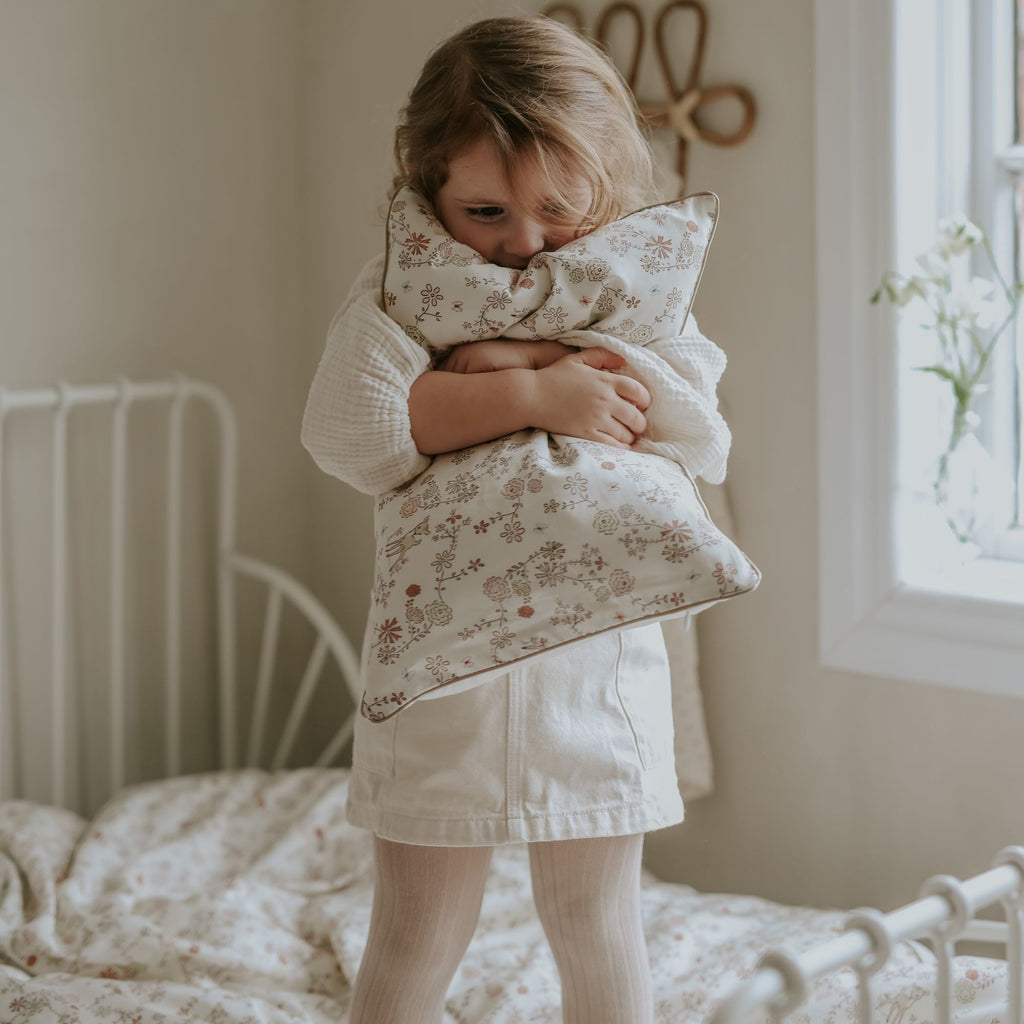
[
  {"x1": 404, "y1": 232, "x2": 430, "y2": 254},
  {"x1": 376, "y1": 618, "x2": 402, "y2": 644},
  {"x1": 644, "y1": 236, "x2": 673, "y2": 259},
  {"x1": 660, "y1": 520, "x2": 693, "y2": 543}
]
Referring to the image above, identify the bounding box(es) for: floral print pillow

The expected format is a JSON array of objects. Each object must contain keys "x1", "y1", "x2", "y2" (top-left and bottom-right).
[
  {"x1": 382, "y1": 186, "x2": 719, "y2": 357},
  {"x1": 361, "y1": 431, "x2": 759, "y2": 721}
]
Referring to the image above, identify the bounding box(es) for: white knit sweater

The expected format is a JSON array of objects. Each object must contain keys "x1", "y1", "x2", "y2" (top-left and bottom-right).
[{"x1": 302, "y1": 254, "x2": 731, "y2": 496}]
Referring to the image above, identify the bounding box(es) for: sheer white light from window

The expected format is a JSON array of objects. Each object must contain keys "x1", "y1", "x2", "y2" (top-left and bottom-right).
[
  {"x1": 893, "y1": 0, "x2": 1024, "y2": 600},
  {"x1": 815, "y1": 0, "x2": 1024, "y2": 698}
]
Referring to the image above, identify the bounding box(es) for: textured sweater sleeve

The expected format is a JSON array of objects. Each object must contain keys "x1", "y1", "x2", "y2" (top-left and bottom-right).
[
  {"x1": 641, "y1": 313, "x2": 732, "y2": 484},
  {"x1": 557, "y1": 312, "x2": 731, "y2": 485},
  {"x1": 301, "y1": 255, "x2": 432, "y2": 495}
]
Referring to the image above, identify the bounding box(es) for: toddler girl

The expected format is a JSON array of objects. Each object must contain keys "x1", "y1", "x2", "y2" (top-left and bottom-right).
[{"x1": 302, "y1": 16, "x2": 731, "y2": 1024}]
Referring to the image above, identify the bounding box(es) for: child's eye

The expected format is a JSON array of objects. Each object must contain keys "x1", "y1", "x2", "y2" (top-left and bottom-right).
[{"x1": 466, "y1": 206, "x2": 504, "y2": 221}]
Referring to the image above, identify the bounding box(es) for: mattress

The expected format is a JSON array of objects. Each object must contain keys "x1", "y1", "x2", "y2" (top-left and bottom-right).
[{"x1": 0, "y1": 769, "x2": 1008, "y2": 1023}]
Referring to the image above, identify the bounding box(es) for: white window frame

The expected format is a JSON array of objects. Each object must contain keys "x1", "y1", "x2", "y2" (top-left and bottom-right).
[{"x1": 816, "y1": 0, "x2": 1024, "y2": 699}]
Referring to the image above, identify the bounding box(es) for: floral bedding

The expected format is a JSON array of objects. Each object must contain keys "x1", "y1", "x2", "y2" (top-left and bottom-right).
[{"x1": 0, "y1": 770, "x2": 1007, "y2": 1023}]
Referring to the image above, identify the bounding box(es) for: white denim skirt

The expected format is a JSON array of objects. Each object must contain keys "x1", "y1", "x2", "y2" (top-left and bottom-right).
[{"x1": 345, "y1": 622, "x2": 685, "y2": 846}]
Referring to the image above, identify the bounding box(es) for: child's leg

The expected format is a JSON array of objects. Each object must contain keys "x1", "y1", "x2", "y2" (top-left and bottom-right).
[
  {"x1": 350, "y1": 835, "x2": 493, "y2": 1024},
  {"x1": 528, "y1": 833, "x2": 652, "y2": 1024}
]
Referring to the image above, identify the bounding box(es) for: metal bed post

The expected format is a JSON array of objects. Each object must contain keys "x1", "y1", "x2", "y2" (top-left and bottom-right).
[
  {"x1": 192, "y1": 379, "x2": 240, "y2": 772},
  {"x1": 50, "y1": 383, "x2": 71, "y2": 809},
  {"x1": 998, "y1": 847, "x2": 1024, "y2": 1024},
  {"x1": 109, "y1": 380, "x2": 130, "y2": 795}
]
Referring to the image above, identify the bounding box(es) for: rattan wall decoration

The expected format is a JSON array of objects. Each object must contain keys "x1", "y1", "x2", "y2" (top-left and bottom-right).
[{"x1": 541, "y1": 1, "x2": 757, "y2": 192}]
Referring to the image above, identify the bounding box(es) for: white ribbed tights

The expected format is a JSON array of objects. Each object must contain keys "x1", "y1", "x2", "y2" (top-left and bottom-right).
[{"x1": 349, "y1": 833, "x2": 652, "y2": 1024}]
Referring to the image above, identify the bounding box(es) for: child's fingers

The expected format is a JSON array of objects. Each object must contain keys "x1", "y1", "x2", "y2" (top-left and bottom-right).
[
  {"x1": 594, "y1": 433, "x2": 633, "y2": 449},
  {"x1": 615, "y1": 399, "x2": 647, "y2": 438},
  {"x1": 571, "y1": 347, "x2": 628, "y2": 371},
  {"x1": 615, "y1": 375, "x2": 651, "y2": 411}
]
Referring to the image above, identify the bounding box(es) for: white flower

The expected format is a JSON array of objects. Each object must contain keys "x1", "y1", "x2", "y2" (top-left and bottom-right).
[
  {"x1": 935, "y1": 214, "x2": 983, "y2": 258},
  {"x1": 947, "y1": 276, "x2": 1001, "y2": 328},
  {"x1": 876, "y1": 272, "x2": 927, "y2": 307},
  {"x1": 915, "y1": 249, "x2": 949, "y2": 283},
  {"x1": 895, "y1": 275, "x2": 931, "y2": 306}
]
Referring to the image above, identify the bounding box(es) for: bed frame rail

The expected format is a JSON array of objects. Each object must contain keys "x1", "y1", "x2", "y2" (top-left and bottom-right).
[
  {"x1": 709, "y1": 846, "x2": 1024, "y2": 1024},
  {"x1": 0, "y1": 377, "x2": 358, "y2": 813}
]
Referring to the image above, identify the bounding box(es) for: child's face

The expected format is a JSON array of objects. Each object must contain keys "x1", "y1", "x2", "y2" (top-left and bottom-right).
[{"x1": 434, "y1": 137, "x2": 589, "y2": 270}]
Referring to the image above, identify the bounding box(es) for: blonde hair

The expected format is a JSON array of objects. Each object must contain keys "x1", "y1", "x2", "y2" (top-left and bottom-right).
[{"x1": 392, "y1": 16, "x2": 654, "y2": 228}]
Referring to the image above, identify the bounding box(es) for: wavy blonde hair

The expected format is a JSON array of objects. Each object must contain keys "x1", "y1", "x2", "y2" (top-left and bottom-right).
[{"x1": 392, "y1": 16, "x2": 654, "y2": 228}]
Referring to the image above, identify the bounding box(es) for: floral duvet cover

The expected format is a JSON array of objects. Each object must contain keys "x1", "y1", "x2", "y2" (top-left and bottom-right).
[{"x1": 0, "y1": 769, "x2": 1007, "y2": 1023}]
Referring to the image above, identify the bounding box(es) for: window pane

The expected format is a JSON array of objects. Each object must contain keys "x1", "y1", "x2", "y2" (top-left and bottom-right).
[
  {"x1": 1015, "y1": 176, "x2": 1024, "y2": 525},
  {"x1": 1016, "y1": 0, "x2": 1024, "y2": 524},
  {"x1": 1019, "y1": 0, "x2": 1024, "y2": 142}
]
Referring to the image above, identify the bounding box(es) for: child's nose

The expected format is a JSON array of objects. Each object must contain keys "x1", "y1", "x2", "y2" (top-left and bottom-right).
[{"x1": 504, "y1": 218, "x2": 548, "y2": 262}]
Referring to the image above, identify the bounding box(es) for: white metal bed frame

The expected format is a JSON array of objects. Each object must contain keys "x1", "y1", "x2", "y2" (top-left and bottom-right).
[
  {"x1": 0, "y1": 376, "x2": 360, "y2": 811},
  {"x1": 711, "y1": 846, "x2": 1024, "y2": 1024}
]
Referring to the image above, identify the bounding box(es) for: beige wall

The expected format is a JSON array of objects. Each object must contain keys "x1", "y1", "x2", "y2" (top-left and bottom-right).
[
  {"x1": 1, "y1": 0, "x2": 308, "y2": 572},
  {"x1": 4, "y1": 0, "x2": 1023, "y2": 908}
]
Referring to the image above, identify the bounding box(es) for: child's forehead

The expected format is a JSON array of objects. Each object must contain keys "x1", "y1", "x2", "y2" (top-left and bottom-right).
[
  {"x1": 444, "y1": 137, "x2": 586, "y2": 207},
  {"x1": 444, "y1": 138, "x2": 512, "y2": 194}
]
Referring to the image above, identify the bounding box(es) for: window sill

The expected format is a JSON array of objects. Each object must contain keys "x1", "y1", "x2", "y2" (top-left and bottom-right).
[
  {"x1": 898, "y1": 500, "x2": 1024, "y2": 606},
  {"x1": 821, "y1": 567, "x2": 1024, "y2": 700},
  {"x1": 904, "y1": 555, "x2": 1024, "y2": 607}
]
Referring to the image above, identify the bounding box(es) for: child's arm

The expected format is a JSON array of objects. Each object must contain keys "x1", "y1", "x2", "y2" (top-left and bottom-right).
[
  {"x1": 441, "y1": 339, "x2": 576, "y2": 374},
  {"x1": 408, "y1": 348, "x2": 650, "y2": 455}
]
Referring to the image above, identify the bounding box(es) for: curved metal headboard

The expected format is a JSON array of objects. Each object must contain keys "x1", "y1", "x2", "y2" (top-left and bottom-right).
[{"x1": 0, "y1": 377, "x2": 358, "y2": 814}]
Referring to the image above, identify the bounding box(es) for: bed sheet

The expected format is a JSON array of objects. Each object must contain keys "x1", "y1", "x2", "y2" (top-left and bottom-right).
[{"x1": 0, "y1": 769, "x2": 1008, "y2": 1024}]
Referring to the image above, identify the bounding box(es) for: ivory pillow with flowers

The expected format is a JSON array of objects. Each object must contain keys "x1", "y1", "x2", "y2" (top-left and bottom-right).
[{"x1": 359, "y1": 188, "x2": 760, "y2": 722}]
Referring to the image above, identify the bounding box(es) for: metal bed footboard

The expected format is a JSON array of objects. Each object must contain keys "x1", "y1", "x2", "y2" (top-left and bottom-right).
[
  {"x1": 0, "y1": 376, "x2": 359, "y2": 814},
  {"x1": 710, "y1": 846, "x2": 1024, "y2": 1024}
]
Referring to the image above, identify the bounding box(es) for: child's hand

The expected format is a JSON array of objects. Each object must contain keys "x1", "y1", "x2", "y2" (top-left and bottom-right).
[
  {"x1": 442, "y1": 339, "x2": 577, "y2": 374},
  {"x1": 530, "y1": 349, "x2": 651, "y2": 448}
]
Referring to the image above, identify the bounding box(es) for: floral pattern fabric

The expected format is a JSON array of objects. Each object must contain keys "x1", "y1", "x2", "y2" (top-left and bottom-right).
[
  {"x1": 0, "y1": 771, "x2": 1008, "y2": 1024},
  {"x1": 365, "y1": 188, "x2": 754, "y2": 720},
  {"x1": 383, "y1": 186, "x2": 718, "y2": 355},
  {"x1": 364, "y1": 431, "x2": 759, "y2": 721}
]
